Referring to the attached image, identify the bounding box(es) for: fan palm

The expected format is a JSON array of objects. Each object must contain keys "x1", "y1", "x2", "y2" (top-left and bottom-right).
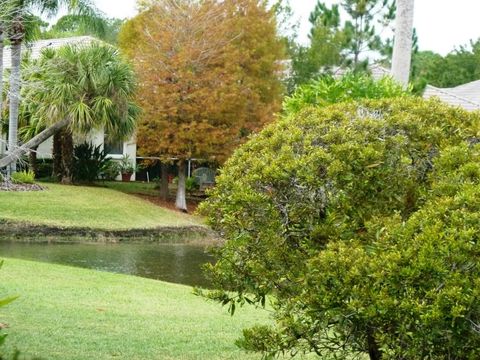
[
  {"x1": 0, "y1": 0, "x2": 103, "y2": 174},
  {"x1": 0, "y1": 43, "x2": 140, "y2": 179}
]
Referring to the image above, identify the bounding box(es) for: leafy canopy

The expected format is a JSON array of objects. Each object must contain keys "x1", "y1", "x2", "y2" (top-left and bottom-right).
[{"x1": 200, "y1": 96, "x2": 480, "y2": 359}]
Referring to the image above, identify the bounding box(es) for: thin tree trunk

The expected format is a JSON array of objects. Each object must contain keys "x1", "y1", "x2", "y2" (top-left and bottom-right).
[
  {"x1": 391, "y1": 0, "x2": 415, "y2": 88},
  {"x1": 0, "y1": 118, "x2": 70, "y2": 169},
  {"x1": 28, "y1": 147, "x2": 38, "y2": 175},
  {"x1": 175, "y1": 160, "x2": 188, "y2": 212},
  {"x1": 160, "y1": 162, "x2": 169, "y2": 201},
  {"x1": 60, "y1": 129, "x2": 74, "y2": 184},
  {"x1": 367, "y1": 328, "x2": 382, "y2": 360},
  {"x1": 52, "y1": 131, "x2": 63, "y2": 180},
  {"x1": 7, "y1": 41, "x2": 21, "y2": 175}
]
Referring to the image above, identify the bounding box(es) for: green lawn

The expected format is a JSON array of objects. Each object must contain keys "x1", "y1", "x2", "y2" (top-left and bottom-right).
[
  {"x1": 0, "y1": 258, "x2": 275, "y2": 360},
  {"x1": 98, "y1": 181, "x2": 160, "y2": 197},
  {"x1": 0, "y1": 183, "x2": 198, "y2": 230}
]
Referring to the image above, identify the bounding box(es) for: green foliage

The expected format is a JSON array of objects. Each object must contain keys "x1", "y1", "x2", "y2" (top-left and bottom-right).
[
  {"x1": 11, "y1": 170, "x2": 35, "y2": 184},
  {"x1": 72, "y1": 142, "x2": 108, "y2": 183},
  {"x1": 0, "y1": 261, "x2": 18, "y2": 357},
  {"x1": 117, "y1": 155, "x2": 139, "y2": 175},
  {"x1": 101, "y1": 161, "x2": 120, "y2": 181},
  {"x1": 412, "y1": 39, "x2": 480, "y2": 92},
  {"x1": 284, "y1": 73, "x2": 408, "y2": 114},
  {"x1": 186, "y1": 177, "x2": 199, "y2": 193},
  {"x1": 288, "y1": 0, "x2": 396, "y2": 90},
  {"x1": 200, "y1": 97, "x2": 480, "y2": 358}
]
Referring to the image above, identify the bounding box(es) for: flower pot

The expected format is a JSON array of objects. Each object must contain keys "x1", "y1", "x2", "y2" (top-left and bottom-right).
[{"x1": 122, "y1": 173, "x2": 133, "y2": 182}]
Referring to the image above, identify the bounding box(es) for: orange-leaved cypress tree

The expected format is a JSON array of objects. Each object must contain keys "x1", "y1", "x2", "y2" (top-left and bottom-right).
[{"x1": 119, "y1": 0, "x2": 284, "y2": 211}]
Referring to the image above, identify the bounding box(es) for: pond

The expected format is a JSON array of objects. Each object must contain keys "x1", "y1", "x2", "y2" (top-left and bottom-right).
[{"x1": 0, "y1": 242, "x2": 214, "y2": 287}]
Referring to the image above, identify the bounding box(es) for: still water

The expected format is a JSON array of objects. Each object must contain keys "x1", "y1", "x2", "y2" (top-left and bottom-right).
[{"x1": 0, "y1": 242, "x2": 213, "y2": 287}]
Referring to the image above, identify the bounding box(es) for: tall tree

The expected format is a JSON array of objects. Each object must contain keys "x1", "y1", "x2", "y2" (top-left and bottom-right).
[
  {"x1": 0, "y1": 0, "x2": 102, "y2": 175},
  {"x1": 391, "y1": 0, "x2": 415, "y2": 87},
  {"x1": 290, "y1": 0, "x2": 395, "y2": 89},
  {"x1": 119, "y1": 0, "x2": 284, "y2": 212}
]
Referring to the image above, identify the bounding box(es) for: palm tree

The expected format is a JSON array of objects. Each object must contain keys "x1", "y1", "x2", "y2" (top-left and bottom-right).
[
  {"x1": 1, "y1": 0, "x2": 102, "y2": 174},
  {"x1": 0, "y1": 43, "x2": 139, "y2": 179},
  {"x1": 391, "y1": 0, "x2": 415, "y2": 87}
]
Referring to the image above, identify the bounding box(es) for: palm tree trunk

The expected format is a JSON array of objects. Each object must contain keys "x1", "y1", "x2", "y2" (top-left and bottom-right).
[
  {"x1": 7, "y1": 41, "x2": 22, "y2": 175},
  {"x1": 160, "y1": 162, "x2": 169, "y2": 201},
  {"x1": 175, "y1": 160, "x2": 188, "y2": 212},
  {"x1": 0, "y1": 118, "x2": 71, "y2": 170},
  {"x1": 391, "y1": 0, "x2": 415, "y2": 88},
  {"x1": 52, "y1": 131, "x2": 63, "y2": 180},
  {"x1": 60, "y1": 129, "x2": 74, "y2": 184},
  {"x1": 28, "y1": 147, "x2": 38, "y2": 175}
]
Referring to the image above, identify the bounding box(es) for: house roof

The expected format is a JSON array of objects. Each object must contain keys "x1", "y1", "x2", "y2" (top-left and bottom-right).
[
  {"x1": 2, "y1": 36, "x2": 97, "y2": 69},
  {"x1": 333, "y1": 64, "x2": 391, "y2": 81},
  {"x1": 423, "y1": 83, "x2": 480, "y2": 111}
]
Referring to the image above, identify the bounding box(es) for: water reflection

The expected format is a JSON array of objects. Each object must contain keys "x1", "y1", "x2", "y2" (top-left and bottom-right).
[{"x1": 0, "y1": 242, "x2": 214, "y2": 287}]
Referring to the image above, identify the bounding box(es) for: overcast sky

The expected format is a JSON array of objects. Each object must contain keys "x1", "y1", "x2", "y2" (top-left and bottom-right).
[{"x1": 90, "y1": 0, "x2": 480, "y2": 56}]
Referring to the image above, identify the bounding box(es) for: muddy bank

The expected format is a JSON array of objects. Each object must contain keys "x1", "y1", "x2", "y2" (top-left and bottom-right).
[{"x1": 0, "y1": 220, "x2": 218, "y2": 245}]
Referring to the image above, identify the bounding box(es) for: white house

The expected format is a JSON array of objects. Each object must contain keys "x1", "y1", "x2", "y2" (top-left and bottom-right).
[
  {"x1": 423, "y1": 81, "x2": 480, "y2": 111},
  {"x1": 0, "y1": 36, "x2": 137, "y2": 177}
]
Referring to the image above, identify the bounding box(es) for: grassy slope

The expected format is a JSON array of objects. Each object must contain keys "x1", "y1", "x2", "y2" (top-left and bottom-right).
[
  {"x1": 0, "y1": 184, "x2": 197, "y2": 230},
  {"x1": 0, "y1": 259, "x2": 272, "y2": 360}
]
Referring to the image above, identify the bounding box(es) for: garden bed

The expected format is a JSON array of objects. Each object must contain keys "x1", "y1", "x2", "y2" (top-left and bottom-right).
[{"x1": 0, "y1": 180, "x2": 45, "y2": 192}]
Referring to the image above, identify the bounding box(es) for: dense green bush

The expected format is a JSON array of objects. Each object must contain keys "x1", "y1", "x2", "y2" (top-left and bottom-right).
[
  {"x1": 11, "y1": 171, "x2": 35, "y2": 184},
  {"x1": 200, "y1": 97, "x2": 480, "y2": 359},
  {"x1": 283, "y1": 73, "x2": 409, "y2": 115},
  {"x1": 72, "y1": 143, "x2": 108, "y2": 183}
]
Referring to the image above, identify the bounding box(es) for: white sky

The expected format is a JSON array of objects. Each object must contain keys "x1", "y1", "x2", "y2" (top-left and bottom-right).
[{"x1": 90, "y1": 0, "x2": 480, "y2": 56}]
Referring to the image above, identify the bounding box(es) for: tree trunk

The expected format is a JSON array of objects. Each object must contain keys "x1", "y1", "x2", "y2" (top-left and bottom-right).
[
  {"x1": 0, "y1": 118, "x2": 71, "y2": 170},
  {"x1": 160, "y1": 162, "x2": 169, "y2": 201},
  {"x1": 52, "y1": 131, "x2": 63, "y2": 180},
  {"x1": 60, "y1": 129, "x2": 74, "y2": 184},
  {"x1": 7, "y1": 42, "x2": 21, "y2": 175},
  {"x1": 391, "y1": 0, "x2": 415, "y2": 88},
  {"x1": 28, "y1": 147, "x2": 38, "y2": 176},
  {"x1": 175, "y1": 160, "x2": 188, "y2": 212},
  {"x1": 367, "y1": 328, "x2": 382, "y2": 360}
]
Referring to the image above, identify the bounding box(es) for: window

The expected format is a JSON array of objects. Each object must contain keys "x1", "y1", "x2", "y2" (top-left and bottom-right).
[{"x1": 104, "y1": 137, "x2": 124, "y2": 155}]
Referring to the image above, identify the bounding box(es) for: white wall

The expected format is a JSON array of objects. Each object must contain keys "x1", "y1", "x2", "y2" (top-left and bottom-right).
[{"x1": 17, "y1": 128, "x2": 136, "y2": 181}]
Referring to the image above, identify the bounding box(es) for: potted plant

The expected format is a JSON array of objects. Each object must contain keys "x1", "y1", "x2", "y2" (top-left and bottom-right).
[{"x1": 118, "y1": 155, "x2": 137, "y2": 182}]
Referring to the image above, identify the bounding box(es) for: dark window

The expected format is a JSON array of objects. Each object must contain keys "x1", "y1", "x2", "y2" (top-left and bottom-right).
[{"x1": 104, "y1": 138, "x2": 123, "y2": 155}]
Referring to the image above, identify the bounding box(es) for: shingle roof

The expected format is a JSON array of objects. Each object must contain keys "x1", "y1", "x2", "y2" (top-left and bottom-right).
[
  {"x1": 423, "y1": 84, "x2": 480, "y2": 111},
  {"x1": 333, "y1": 63, "x2": 391, "y2": 81},
  {"x1": 2, "y1": 36, "x2": 97, "y2": 69}
]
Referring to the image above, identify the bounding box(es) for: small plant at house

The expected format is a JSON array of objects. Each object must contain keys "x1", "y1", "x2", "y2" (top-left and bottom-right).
[
  {"x1": 72, "y1": 143, "x2": 108, "y2": 183},
  {"x1": 101, "y1": 161, "x2": 120, "y2": 181},
  {"x1": 118, "y1": 155, "x2": 139, "y2": 182},
  {"x1": 11, "y1": 171, "x2": 35, "y2": 184},
  {"x1": 185, "y1": 177, "x2": 199, "y2": 193}
]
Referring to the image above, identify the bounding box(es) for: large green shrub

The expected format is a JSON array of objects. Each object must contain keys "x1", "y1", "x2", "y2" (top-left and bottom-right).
[
  {"x1": 200, "y1": 97, "x2": 480, "y2": 359},
  {"x1": 72, "y1": 143, "x2": 108, "y2": 183}
]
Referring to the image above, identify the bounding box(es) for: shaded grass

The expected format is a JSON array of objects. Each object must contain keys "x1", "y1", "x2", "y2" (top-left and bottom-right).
[
  {"x1": 98, "y1": 181, "x2": 160, "y2": 197},
  {"x1": 0, "y1": 259, "x2": 275, "y2": 360},
  {"x1": 0, "y1": 183, "x2": 198, "y2": 230}
]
